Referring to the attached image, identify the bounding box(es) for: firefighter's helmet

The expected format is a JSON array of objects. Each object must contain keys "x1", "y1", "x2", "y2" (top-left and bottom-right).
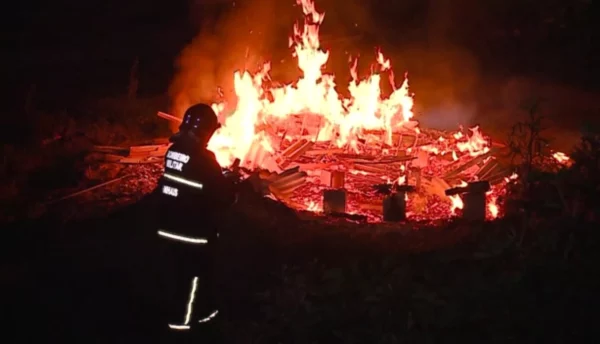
[{"x1": 179, "y1": 103, "x2": 221, "y2": 137}]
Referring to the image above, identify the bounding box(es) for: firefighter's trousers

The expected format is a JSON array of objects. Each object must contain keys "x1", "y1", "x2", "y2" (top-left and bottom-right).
[{"x1": 159, "y1": 230, "x2": 219, "y2": 331}]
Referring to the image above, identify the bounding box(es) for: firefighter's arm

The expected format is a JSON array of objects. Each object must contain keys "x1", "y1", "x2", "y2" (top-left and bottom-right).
[{"x1": 205, "y1": 154, "x2": 237, "y2": 206}]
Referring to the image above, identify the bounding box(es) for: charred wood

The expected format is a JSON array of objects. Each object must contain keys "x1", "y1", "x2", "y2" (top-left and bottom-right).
[{"x1": 443, "y1": 148, "x2": 499, "y2": 179}]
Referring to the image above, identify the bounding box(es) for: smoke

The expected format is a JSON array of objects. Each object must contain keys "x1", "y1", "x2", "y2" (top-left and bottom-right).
[
  {"x1": 419, "y1": 102, "x2": 478, "y2": 130},
  {"x1": 168, "y1": 0, "x2": 294, "y2": 122},
  {"x1": 168, "y1": 0, "x2": 382, "y2": 120},
  {"x1": 168, "y1": 0, "x2": 484, "y2": 131},
  {"x1": 169, "y1": 0, "x2": 593, "y2": 145}
]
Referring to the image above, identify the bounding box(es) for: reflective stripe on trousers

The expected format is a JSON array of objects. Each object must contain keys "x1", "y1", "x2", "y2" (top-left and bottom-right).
[
  {"x1": 159, "y1": 230, "x2": 218, "y2": 330},
  {"x1": 168, "y1": 276, "x2": 198, "y2": 330},
  {"x1": 167, "y1": 277, "x2": 219, "y2": 330}
]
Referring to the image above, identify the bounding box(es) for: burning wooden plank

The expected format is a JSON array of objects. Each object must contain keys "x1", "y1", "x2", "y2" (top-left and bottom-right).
[
  {"x1": 335, "y1": 153, "x2": 376, "y2": 161},
  {"x1": 443, "y1": 148, "x2": 498, "y2": 180},
  {"x1": 129, "y1": 144, "x2": 170, "y2": 158},
  {"x1": 157, "y1": 111, "x2": 182, "y2": 123},
  {"x1": 278, "y1": 166, "x2": 301, "y2": 177},
  {"x1": 349, "y1": 173, "x2": 389, "y2": 185},
  {"x1": 304, "y1": 148, "x2": 345, "y2": 156},
  {"x1": 284, "y1": 140, "x2": 314, "y2": 163},
  {"x1": 257, "y1": 169, "x2": 279, "y2": 182},
  {"x1": 92, "y1": 143, "x2": 171, "y2": 161},
  {"x1": 320, "y1": 170, "x2": 345, "y2": 188},
  {"x1": 276, "y1": 139, "x2": 314, "y2": 168},
  {"x1": 353, "y1": 164, "x2": 388, "y2": 174},
  {"x1": 268, "y1": 167, "x2": 308, "y2": 200},
  {"x1": 129, "y1": 144, "x2": 170, "y2": 154},
  {"x1": 270, "y1": 182, "x2": 306, "y2": 201},
  {"x1": 281, "y1": 139, "x2": 307, "y2": 157},
  {"x1": 295, "y1": 162, "x2": 336, "y2": 171},
  {"x1": 269, "y1": 187, "x2": 294, "y2": 201},
  {"x1": 397, "y1": 134, "x2": 417, "y2": 148},
  {"x1": 475, "y1": 158, "x2": 500, "y2": 181},
  {"x1": 271, "y1": 172, "x2": 307, "y2": 188},
  {"x1": 256, "y1": 168, "x2": 291, "y2": 189},
  {"x1": 353, "y1": 156, "x2": 415, "y2": 164}
]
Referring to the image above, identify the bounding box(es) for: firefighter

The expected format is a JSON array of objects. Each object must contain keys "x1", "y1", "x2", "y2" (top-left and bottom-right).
[{"x1": 155, "y1": 103, "x2": 236, "y2": 337}]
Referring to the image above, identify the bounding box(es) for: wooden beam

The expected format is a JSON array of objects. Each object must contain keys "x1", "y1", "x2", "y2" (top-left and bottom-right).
[{"x1": 157, "y1": 111, "x2": 182, "y2": 123}]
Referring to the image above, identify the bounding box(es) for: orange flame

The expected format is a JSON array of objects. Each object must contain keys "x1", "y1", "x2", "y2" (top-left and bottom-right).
[
  {"x1": 455, "y1": 126, "x2": 490, "y2": 157},
  {"x1": 306, "y1": 200, "x2": 321, "y2": 212},
  {"x1": 447, "y1": 180, "x2": 467, "y2": 215},
  {"x1": 449, "y1": 195, "x2": 463, "y2": 215},
  {"x1": 206, "y1": 0, "x2": 415, "y2": 167},
  {"x1": 487, "y1": 193, "x2": 499, "y2": 219}
]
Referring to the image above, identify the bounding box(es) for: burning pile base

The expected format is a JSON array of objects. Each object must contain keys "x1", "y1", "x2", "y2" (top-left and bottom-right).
[
  {"x1": 252, "y1": 128, "x2": 512, "y2": 222},
  {"x1": 157, "y1": 111, "x2": 515, "y2": 223}
]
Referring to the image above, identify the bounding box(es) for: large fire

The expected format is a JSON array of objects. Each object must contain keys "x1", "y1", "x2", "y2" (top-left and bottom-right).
[
  {"x1": 207, "y1": 0, "x2": 415, "y2": 167},
  {"x1": 184, "y1": 0, "x2": 520, "y2": 221}
]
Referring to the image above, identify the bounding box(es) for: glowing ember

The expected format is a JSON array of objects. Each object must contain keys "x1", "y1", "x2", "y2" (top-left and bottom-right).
[
  {"x1": 504, "y1": 173, "x2": 519, "y2": 183},
  {"x1": 552, "y1": 152, "x2": 570, "y2": 165},
  {"x1": 306, "y1": 200, "x2": 321, "y2": 212},
  {"x1": 487, "y1": 192, "x2": 499, "y2": 219}
]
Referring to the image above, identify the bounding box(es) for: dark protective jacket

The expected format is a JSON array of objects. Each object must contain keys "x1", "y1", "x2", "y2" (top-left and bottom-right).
[{"x1": 156, "y1": 133, "x2": 236, "y2": 238}]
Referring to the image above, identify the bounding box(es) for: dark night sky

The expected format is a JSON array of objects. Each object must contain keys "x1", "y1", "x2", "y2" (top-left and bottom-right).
[
  {"x1": 10, "y1": 0, "x2": 192, "y2": 101},
  {"x1": 7, "y1": 0, "x2": 600, "y2": 112}
]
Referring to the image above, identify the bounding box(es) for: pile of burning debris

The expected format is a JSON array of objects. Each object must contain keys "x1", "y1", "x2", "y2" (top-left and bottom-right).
[
  {"x1": 143, "y1": 0, "x2": 524, "y2": 223},
  {"x1": 83, "y1": 0, "x2": 569, "y2": 223},
  {"x1": 87, "y1": 0, "x2": 527, "y2": 223},
  {"x1": 237, "y1": 122, "x2": 515, "y2": 224},
  {"x1": 267, "y1": 125, "x2": 515, "y2": 223},
  {"x1": 89, "y1": 113, "x2": 515, "y2": 223}
]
